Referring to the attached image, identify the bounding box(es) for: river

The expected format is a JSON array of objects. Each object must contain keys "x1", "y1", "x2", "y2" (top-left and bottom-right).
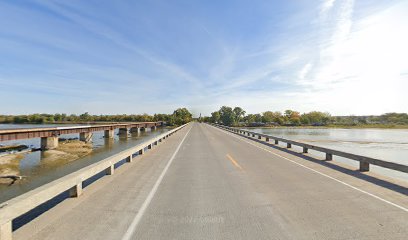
[
  {"x1": 242, "y1": 127, "x2": 408, "y2": 182},
  {"x1": 1, "y1": 125, "x2": 407, "y2": 202},
  {"x1": 0, "y1": 124, "x2": 169, "y2": 203}
]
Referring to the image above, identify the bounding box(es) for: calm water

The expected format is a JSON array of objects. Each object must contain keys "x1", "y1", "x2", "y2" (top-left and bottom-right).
[
  {"x1": 243, "y1": 128, "x2": 408, "y2": 182},
  {"x1": 0, "y1": 124, "x2": 169, "y2": 202}
]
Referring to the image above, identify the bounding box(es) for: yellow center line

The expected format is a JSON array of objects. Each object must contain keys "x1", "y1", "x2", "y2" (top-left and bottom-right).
[{"x1": 226, "y1": 154, "x2": 244, "y2": 171}]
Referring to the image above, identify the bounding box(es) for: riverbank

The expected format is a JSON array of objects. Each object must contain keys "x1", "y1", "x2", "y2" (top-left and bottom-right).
[
  {"x1": 0, "y1": 140, "x2": 92, "y2": 185},
  {"x1": 0, "y1": 154, "x2": 24, "y2": 184},
  {"x1": 0, "y1": 144, "x2": 29, "y2": 153},
  {"x1": 236, "y1": 124, "x2": 408, "y2": 130}
]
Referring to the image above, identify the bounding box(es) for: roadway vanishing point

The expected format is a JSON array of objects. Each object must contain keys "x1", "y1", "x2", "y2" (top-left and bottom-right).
[{"x1": 0, "y1": 122, "x2": 407, "y2": 240}]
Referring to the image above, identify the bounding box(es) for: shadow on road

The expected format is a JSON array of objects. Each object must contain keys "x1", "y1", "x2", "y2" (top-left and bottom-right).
[{"x1": 229, "y1": 130, "x2": 408, "y2": 196}]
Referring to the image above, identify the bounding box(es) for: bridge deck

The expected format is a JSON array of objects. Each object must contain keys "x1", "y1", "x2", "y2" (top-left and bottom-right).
[
  {"x1": 14, "y1": 123, "x2": 408, "y2": 240},
  {"x1": 0, "y1": 122, "x2": 162, "y2": 141}
]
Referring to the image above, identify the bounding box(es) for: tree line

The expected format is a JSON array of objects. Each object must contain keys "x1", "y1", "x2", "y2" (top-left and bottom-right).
[
  {"x1": 0, "y1": 108, "x2": 192, "y2": 126},
  {"x1": 203, "y1": 106, "x2": 408, "y2": 127}
]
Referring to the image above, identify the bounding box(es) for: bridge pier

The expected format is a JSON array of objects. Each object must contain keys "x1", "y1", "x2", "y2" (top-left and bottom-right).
[
  {"x1": 0, "y1": 221, "x2": 12, "y2": 240},
  {"x1": 41, "y1": 137, "x2": 59, "y2": 150},
  {"x1": 104, "y1": 130, "x2": 114, "y2": 138},
  {"x1": 79, "y1": 132, "x2": 93, "y2": 143},
  {"x1": 140, "y1": 127, "x2": 146, "y2": 132},
  {"x1": 151, "y1": 126, "x2": 157, "y2": 131},
  {"x1": 118, "y1": 128, "x2": 128, "y2": 137},
  {"x1": 130, "y1": 127, "x2": 140, "y2": 134}
]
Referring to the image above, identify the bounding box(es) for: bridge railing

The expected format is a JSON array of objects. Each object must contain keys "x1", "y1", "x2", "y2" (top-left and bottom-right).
[
  {"x1": 212, "y1": 124, "x2": 408, "y2": 174},
  {"x1": 0, "y1": 123, "x2": 188, "y2": 240}
]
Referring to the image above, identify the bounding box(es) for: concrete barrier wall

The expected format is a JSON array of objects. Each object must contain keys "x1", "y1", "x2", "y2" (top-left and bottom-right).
[
  {"x1": 0, "y1": 123, "x2": 188, "y2": 240},
  {"x1": 212, "y1": 124, "x2": 408, "y2": 174}
]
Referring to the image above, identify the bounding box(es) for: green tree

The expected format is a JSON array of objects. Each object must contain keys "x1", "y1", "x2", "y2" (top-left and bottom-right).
[
  {"x1": 261, "y1": 111, "x2": 284, "y2": 125},
  {"x1": 171, "y1": 108, "x2": 192, "y2": 125},
  {"x1": 233, "y1": 107, "x2": 246, "y2": 124},
  {"x1": 79, "y1": 112, "x2": 91, "y2": 121},
  {"x1": 219, "y1": 106, "x2": 235, "y2": 126},
  {"x1": 211, "y1": 111, "x2": 221, "y2": 123}
]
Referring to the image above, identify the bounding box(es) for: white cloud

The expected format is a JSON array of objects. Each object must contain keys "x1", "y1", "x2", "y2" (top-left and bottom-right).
[
  {"x1": 293, "y1": 1, "x2": 408, "y2": 114},
  {"x1": 298, "y1": 63, "x2": 313, "y2": 82},
  {"x1": 320, "y1": 0, "x2": 336, "y2": 14}
]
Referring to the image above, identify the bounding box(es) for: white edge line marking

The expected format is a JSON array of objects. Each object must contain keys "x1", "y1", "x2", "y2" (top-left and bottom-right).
[
  {"x1": 122, "y1": 126, "x2": 193, "y2": 240},
  {"x1": 210, "y1": 125, "x2": 408, "y2": 213}
]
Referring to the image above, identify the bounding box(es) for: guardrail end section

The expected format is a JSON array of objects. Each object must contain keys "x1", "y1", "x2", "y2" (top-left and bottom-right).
[{"x1": 0, "y1": 221, "x2": 12, "y2": 240}]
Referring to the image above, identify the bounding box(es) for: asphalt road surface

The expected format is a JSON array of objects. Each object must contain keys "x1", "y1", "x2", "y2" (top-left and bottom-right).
[{"x1": 15, "y1": 122, "x2": 408, "y2": 240}]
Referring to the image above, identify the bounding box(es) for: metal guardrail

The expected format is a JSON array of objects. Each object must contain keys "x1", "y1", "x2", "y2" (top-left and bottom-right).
[
  {"x1": 0, "y1": 123, "x2": 188, "y2": 239},
  {"x1": 212, "y1": 124, "x2": 408, "y2": 174}
]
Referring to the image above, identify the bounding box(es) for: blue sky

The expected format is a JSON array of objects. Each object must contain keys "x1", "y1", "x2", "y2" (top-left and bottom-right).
[{"x1": 1, "y1": 0, "x2": 407, "y2": 116}]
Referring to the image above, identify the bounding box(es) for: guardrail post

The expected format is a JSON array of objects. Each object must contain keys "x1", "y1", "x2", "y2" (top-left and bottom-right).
[
  {"x1": 266, "y1": 137, "x2": 269, "y2": 142},
  {"x1": 0, "y1": 221, "x2": 12, "y2": 240},
  {"x1": 274, "y1": 140, "x2": 279, "y2": 144},
  {"x1": 126, "y1": 155, "x2": 133, "y2": 163},
  {"x1": 360, "y1": 162, "x2": 370, "y2": 172},
  {"x1": 252, "y1": 134, "x2": 255, "y2": 137},
  {"x1": 325, "y1": 153, "x2": 333, "y2": 161},
  {"x1": 287, "y1": 143, "x2": 292, "y2": 148},
  {"x1": 139, "y1": 149, "x2": 144, "y2": 155},
  {"x1": 303, "y1": 147, "x2": 308, "y2": 153},
  {"x1": 69, "y1": 183, "x2": 82, "y2": 198},
  {"x1": 106, "y1": 165, "x2": 114, "y2": 175},
  {"x1": 148, "y1": 144, "x2": 152, "y2": 149},
  {"x1": 258, "y1": 135, "x2": 262, "y2": 140}
]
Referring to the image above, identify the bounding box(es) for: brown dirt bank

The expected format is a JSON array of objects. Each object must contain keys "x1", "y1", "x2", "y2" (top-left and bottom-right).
[
  {"x1": 0, "y1": 154, "x2": 24, "y2": 184},
  {"x1": 40, "y1": 140, "x2": 92, "y2": 166},
  {"x1": 0, "y1": 140, "x2": 92, "y2": 185}
]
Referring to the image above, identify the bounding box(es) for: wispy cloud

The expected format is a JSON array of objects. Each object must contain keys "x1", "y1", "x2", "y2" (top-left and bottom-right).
[{"x1": 0, "y1": 0, "x2": 407, "y2": 115}]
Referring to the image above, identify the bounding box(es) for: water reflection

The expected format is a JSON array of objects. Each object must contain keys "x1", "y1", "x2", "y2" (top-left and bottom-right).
[
  {"x1": 0, "y1": 124, "x2": 169, "y2": 202},
  {"x1": 243, "y1": 127, "x2": 408, "y2": 182}
]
